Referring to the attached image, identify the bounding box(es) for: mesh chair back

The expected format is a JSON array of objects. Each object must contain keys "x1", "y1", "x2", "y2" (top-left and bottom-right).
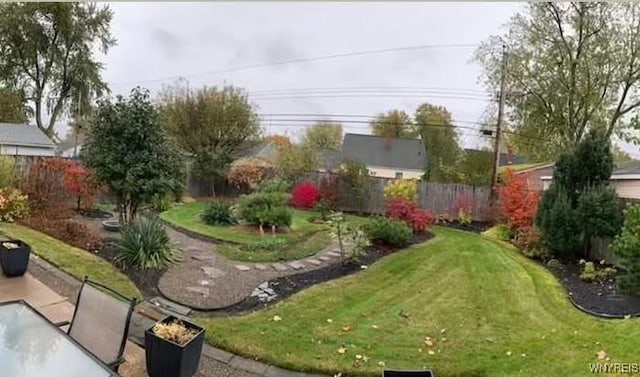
[{"x1": 68, "y1": 280, "x2": 135, "y2": 366}]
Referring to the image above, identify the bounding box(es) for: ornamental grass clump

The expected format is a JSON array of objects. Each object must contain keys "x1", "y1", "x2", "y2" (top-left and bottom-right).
[{"x1": 152, "y1": 320, "x2": 198, "y2": 346}]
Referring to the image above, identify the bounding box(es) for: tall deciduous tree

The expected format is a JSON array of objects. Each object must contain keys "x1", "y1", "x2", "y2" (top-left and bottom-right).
[
  {"x1": 412, "y1": 103, "x2": 462, "y2": 180},
  {"x1": 301, "y1": 122, "x2": 343, "y2": 150},
  {"x1": 273, "y1": 143, "x2": 317, "y2": 181},
  {"x1": 370, "y1": 110, "x2": 413, "y2": 138},
  {"x1": 0, "y1": 88, "x2": 28, "y2": 123},
  {"x1": 0, "y1": 3, "x2": 115, "y2": 138},
  {"x1": 476, "y1": 2, "x2": 640, "y2": 160},
  {"x1": 158, "y1": 80, "x2": 261, "y2": 195},
  {"x1": 82, "y1": 88, "x2": 185, "y2": 225}
]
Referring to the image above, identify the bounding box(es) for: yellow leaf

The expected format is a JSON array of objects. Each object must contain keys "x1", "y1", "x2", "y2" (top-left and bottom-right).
[
  {"x1": 371, "y1": 325, "x2": 378, "y2": 329},
  {"x1": 597, "y1": 350, "x2": 607, "y2": 360},
  {"x1": 338, "y1": 346, "x2": 347, "y2": 354},
  {"x1": 272, "y1": 315, "x2": 282, "y2": 322},
  {"x1": 342, "y1": 326, "x2": 352, "y2": 332},
  {"x1": 378, "y1": 361, "x2": 386, "y2": 367},
  {"x1": 428, "y1": 350, "x2": 435, "y2": 355},
  {"x1": 327, "y1": 319, "x2": 333, "y2": 323}
]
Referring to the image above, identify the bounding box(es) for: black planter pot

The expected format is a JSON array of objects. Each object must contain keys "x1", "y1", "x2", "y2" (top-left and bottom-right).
[
  {"x1": 145, "y1": 316, "x2": 205, "y2": 377},
  {"x1": 0, "y1": 240, "x2": 30, "y2": 277}
]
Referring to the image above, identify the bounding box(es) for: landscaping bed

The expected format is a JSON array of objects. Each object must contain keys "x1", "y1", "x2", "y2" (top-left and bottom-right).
[
  {"x1": 205, "y1": 232, "x2": 433, "y2": 315},
  {"x1": 440, "y1": 220, "x2": 493, "y2": 234},
  {"x1": 545, "y1": 260, "x2": 640, "y2": 317}
]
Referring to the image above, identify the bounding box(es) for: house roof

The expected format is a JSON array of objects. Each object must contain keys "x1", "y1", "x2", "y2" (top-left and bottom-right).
[
  {"x1": 315, "y1": 148, "x2": 342, "y2": 171},
  {"x1": 613, "y1": 160, "x2": 640, "y2": 175},
  {"x1": 0, "y1": 122, "x2": 55, "y2": 148},
  {"x1": 342, "y1": 133, "x2": 426, "y2": 170}
]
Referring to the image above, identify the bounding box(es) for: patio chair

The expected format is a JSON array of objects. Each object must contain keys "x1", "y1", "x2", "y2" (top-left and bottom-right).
[
  {"x1": 56, "y1": 276, "x2": 137, "y2": 372},
  {"x1": 383, "y1": 370, "x2": 434, "y2": 377}
]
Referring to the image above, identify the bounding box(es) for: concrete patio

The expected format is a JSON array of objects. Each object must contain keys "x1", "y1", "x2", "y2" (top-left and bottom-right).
[{"x1": 0, "y1": 272, "x2": 146, "y2": 377}]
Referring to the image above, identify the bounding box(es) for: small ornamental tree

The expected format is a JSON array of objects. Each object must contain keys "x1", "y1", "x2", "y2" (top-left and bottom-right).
[
  {"x1": 227, "y1": 158, "x2": 271, "y2": 191},
  {"x1": 339, "y1": 160, "x2": 371, "y2": 213},
  {"x1": 82, "y1": 88, "x2": 185, "y2": 225},
  {"x1": 64, "y1": 161, "x2": 101, "y2": 210},
  {"x1": 291, "y1": 181, "x2": 320, "y2": 209},
  {"x1": 499, "y1": 169, "x2": 539, "y2": 234},
  {"x1": 612, "y1": 204, "x2": 640, "y2": 294},
  {"x1": 384, "y1": 198, "x2": 434, "y2": 233}
]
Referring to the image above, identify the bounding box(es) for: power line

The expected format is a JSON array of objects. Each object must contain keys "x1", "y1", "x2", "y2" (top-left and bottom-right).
[
  {"x1": 109, "y1": 42, "x2": 479, "y2": 87},
  {"x1": 257, "y1": 113, "x2": 491, "y2": 126},
  {"x1": 250, "y1": 93, "x2": 492, "y2": 102},
  {"x1": 249, "y1": 86, "x2": 490, "y2": 95}
]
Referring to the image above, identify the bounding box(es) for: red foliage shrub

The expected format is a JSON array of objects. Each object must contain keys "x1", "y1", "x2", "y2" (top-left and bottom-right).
[
  {"x1": 385, "y1": 198, "x2": 433, "y2": 233},
  {"x1": 291, "y1": 181, "x2": 320, "y2": 209},
  {"x1": 499, "y1": 169, "x2": 539, "y2": 234},
  {"x1": 20, "y1": 217, "x2": 103, "y2": 251},
  {"x1": 453, "y1": 194, "x2": 473, "y2": 215},
  {"x1": 318, "y1": 175, "x2": 341, "y2": 208},
  {"x1": 22, "y1": 158, "x2": 74, "y2": 218}
]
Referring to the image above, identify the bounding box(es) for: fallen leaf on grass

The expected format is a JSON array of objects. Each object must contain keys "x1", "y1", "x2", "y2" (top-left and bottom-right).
[
  {"x1": 342, "y1": 326, "x2": 352, "y2": 332},
  {"x1": 272, "y1": 315, "x2": 282, "y2": 322},
  {"x1": 377, "y1": 361, "x2": 386, "y2": 367},
  {"x1": 337, "y1": 346, "x2": 347, "y2": 354},
  {"x1": 597, "y1": 350, "x2": 607, "y2": 360},
  {"x1": 327, "y1": 319, "x2": 333, "y2": 323},
  {"x1": 371, "y1": 325, "x2": 378, "y2": 329},
  {"x1": 506, "y1": 351, "x2": 512, "y2": 356},
  {"x1": 428, "y1": 350, "x2": 435, "y2": 355}
]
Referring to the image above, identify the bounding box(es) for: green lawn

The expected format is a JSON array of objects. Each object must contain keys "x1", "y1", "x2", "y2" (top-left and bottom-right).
[
  {"x1": 199, "y1": 227, "x2": 640, "y2": 376},
  {"x1": 160, "y1": 201, "x2": 325, "y2": 245},
  {"x1": 217, "y1": 232, "x2": 332, "y2": 263},
  {"x1": 0, "y1": 223, "x2": 141, "y2": 300}
]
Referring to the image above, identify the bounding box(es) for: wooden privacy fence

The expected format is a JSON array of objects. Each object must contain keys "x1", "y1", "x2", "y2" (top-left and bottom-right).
[{"x1": 300, "y1": 172, "x2": 494, "y2": 222}]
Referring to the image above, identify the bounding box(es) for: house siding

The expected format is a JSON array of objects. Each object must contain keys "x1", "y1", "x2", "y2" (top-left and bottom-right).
[
  {"x1": 517, "y1": 166, "x2": 555, "y2": 191},
  {"x1": 541, "y1": 177, "x2": 640, "y2": 199},
  {"x1": 367, "y1": 166, "x2": 423, "y2": 179},
  {"x1": 0, "y1": 144, "x2": 55, "y2": 157}
]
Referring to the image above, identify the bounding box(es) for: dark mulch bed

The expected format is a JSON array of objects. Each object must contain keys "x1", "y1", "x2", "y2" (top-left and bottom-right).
[
  {"x1": 75, "y1": 208, "x2": 113, "y2": 219},
  {"x1": 440, "y1": 221, "x2": 493, "y2": 234},
  {"x1": 204, "y1": 232, "x2": 434, "y2": 316},
  {"x1": 545, "y1": 260, "x2": 640, "y2": 317},
  {"x1": 95, "y1": 240, "x2": 164, "y2": 299}
]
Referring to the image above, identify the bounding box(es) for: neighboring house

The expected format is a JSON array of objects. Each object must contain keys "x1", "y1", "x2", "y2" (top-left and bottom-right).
[
  {"x1": 0, "y1": 122, "x2": 56, "y2": 157},
  {"x1": 540, "y1": 160, "x2": 640, "y2": 199},
  {"x1": 60, "y1": 144, "x2": 83, "y2": 158},
  {"x1": 315, "y1": 148, "x2": 342, "y2": 173},
  {"x1": 341, "y1": 133, "x2": 426, "y2": 179}
]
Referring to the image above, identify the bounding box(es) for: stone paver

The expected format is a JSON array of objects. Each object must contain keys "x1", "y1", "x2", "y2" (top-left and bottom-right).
[
  {"x1": 186, "y1": 286, "x2": 210, "y2": 296},
  {"x1": 192, "y1": 252, "x2": 216, "y2": 261},
  {"x1": 326, "y1": 251, "x2": 340, "y2": 257},
  {"x1": 235, "y1": 265, "x2": 251, "y2": 271},
  {"x1": 201, "y1": 266, "x2": 227, "y2": 279},
  {"x1": 319, "y1": 256, "x2": 332, "y2": 261},
  {"x1": 271, "y1": 263, "x2": 288, "y2": 271},
  {"x1": 288, "y1": 261, "x2": 305, "y2": 270},
  {"x1": 254, "y1": 264, "x2": 267, "y2": 271},
  {"x1": 306, "y1": 259, "x2": 322, "y2": 266}
]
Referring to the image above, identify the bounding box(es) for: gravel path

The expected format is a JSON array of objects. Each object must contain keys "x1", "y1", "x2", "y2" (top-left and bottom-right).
[{"x1": 159, "y1": 227, "x2": 352, "y2": 310}]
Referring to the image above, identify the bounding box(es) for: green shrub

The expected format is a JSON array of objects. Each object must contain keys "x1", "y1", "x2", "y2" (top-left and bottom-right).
[
  {"x1": 148, "y1": 193, "x2": 172, "y2": 212},
  {"x1": 115, "y1": 217, "x2": 181, "y2": 270},
  {"x1": 202, "y1": 200, "x2": 236, "y2": 226},
  {"x1": 579, "y1": 260, "x2": 617, "y2": 283},
  {"x1": 0, "y1": 188, "x2": 28, "y2": 222},
  {"x1": 612, "y1": 204, "x2": 640, "y2": 293},
  {"x1": 236, "y1": 192, "x2": 292, "y2": 228},
  {"x1": 536, "y1": 185, "x2": 582, "y2": 259},
  {"x1": 383, "y1": 179, "x2": 418, "y2": 202},
  {"x1": 257, "y1": 178, "x2": 291, "y2": 193},
  {"x1": 247, "y1": 237, "x2": 288, "y2": 251},
  {"x1": 0, "y1": 156, "x2": 16, "y2": 189},
  {"x1": 327, "y1": 212, "x2": 370, "y2": 265},
  {"x1": 315, "y1": 199, "x2": 333, "y2": 221},
  {"x1": 361, "y1": 216, "x2": 412, "y2": 248},
  {"x1": 577, "y1": 184, "x2": 622, "y2": 240}
]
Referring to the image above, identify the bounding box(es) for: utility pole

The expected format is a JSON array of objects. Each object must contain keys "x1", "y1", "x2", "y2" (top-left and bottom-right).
[
  {"x1": 73, "y1": 91, "x2": 81, "y2": 159},
  {"x1": 490, "y1": 44, "x2": 507, "y2": 204}
]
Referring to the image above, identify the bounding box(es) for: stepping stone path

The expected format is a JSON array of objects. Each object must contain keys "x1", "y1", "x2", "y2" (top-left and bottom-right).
[
  {"x1": 319, "y1": 256, "x2": 332, "y2": 261},
  {"x1": 306, "y1": 259, "x2": 322, "y2": 266},
  {"x1": 201, "y1": 266, "x2": 227, "y2": 279},
  {"x1": 271, "y1": 263, "x2": 288, "y2": 271},
  {"x1": 254, "y1": 264, "x2": 267, "y2": 271},
  {"x1": 288, "y1": 261, "x2": 305, "y2": 270},
  {"x1": 326, "y1": 251, "x2": 341, "y2": 257},
  {"x1": 235, "y1": 265, "x2": 250, "y2": 271}
]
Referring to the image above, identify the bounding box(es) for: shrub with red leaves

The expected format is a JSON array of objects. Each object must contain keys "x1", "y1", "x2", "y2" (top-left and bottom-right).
[
  {"x1": 318, "y1": 175, "x2": 341, "y2": 208},
  {"x1": 291, "y1": 181, "x2": 320, "y2": 209},
  {"x1": 499, "y1": 169, "x2": 539, "y2": 234},
  {"x1": 20, "y1": 217, "x2": 103, "y2": 252},
  {"x1": 385, "y1": 198, "x2": 433, "y2": 233}
]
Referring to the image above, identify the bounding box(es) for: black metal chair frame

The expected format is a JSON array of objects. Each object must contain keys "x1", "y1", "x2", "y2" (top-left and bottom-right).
[{"x1": 56, "y1": 276, "x2": 137, "y2": 372}]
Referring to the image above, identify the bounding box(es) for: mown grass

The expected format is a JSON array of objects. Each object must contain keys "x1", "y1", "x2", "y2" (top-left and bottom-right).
[
  {"x1": 198, "y1": 227, "x2": 640, "y2": 376},
  {"x1": 0, "y1": 223, "x2": 141, "y2": 299}
]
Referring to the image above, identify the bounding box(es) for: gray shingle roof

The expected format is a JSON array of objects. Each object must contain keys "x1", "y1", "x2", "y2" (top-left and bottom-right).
[
  {"x1": 0, "y1": 122, "x2": 55, "y2": 148},
  {"x1": 342, "y1": 133, "x2": 426, "y2": 170},
  {"x1": 315, "y1": 148, "x2": 342, "y2": 171}
]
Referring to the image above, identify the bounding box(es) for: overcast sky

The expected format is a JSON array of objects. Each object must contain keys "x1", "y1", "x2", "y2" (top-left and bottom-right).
[{"x1": 93, "y1": 2, "x2": 525, "y2": 150}]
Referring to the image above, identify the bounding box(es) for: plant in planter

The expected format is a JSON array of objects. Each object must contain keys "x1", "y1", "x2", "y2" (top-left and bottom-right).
[
  {"x1": 0, "y1": 240, "x2": 31, "y2": 277},
  {"x1": 145, "y1": 316, "x2": 205, "y2": 377}
]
